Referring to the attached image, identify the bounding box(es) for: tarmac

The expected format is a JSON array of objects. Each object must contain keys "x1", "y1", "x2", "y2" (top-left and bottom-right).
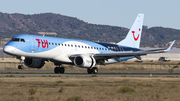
[{"x1": 0, "y1": 70, "x2": 180, "y2": 77}]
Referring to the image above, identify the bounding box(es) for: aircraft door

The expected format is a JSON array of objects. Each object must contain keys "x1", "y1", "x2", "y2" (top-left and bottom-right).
[{"x1": 29, "y1": 36, "x2": 36, "y2": 51}]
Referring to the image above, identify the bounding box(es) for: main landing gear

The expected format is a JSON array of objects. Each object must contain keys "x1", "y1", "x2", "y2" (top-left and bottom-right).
[
  {"x1": 18, "y1": 56, "x2": 25, "y2": 69},
  {"x1": 87, "y1": 67, "x2": 98, "y2": 74},
  {"x1": 54, "y1": 66, "x2": 65, "y2": 74}
]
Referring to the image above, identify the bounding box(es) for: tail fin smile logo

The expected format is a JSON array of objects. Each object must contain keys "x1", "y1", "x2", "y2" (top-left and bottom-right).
[
  {"x1": 117, "y1": 14, "x2": 144, "y2": 48},
  {"x1": 132, "y1": 28, "x2": 141, "y2": 41}
]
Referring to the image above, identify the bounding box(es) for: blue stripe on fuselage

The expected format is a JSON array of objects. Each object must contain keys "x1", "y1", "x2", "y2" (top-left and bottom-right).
[{"x1": 96, "y1": 42, "x2": 141, "y2": 52}]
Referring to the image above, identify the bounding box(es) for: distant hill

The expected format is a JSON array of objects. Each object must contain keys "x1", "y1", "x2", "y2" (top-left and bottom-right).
[{"x1": 0, "y1": 12, "x2": 180, "y2": 48}]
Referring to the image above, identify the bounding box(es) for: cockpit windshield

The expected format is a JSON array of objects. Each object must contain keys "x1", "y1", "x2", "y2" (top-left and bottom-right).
[{"x1": 10, "y1": 38, "x2": 25, "y2": 42}]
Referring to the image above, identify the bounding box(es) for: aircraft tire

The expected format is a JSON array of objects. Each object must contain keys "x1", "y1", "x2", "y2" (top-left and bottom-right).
[
  {"x1": 54, "y1": 67, "x2": 60, "y2": 74},
  {"x1": 92, "y1": 67, "x2": 98, "y2": 74},
  {"x1": 59, "y1": 67, "x2": 65, "y2": 74},
  {"x1": 18, "y1": 65, "x2": 23, "y2": 69},
  {"x1": 87, "y1": 68, "x2": 93, "y2": 74}
]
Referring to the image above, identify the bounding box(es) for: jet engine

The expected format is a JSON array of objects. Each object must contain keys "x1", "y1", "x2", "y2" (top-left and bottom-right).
[
  {"x1": 24, "y1": 58, "x2": 45, "y2": 68},
  {"x1": 74, "y1": 55, "x2": 96, "y2": 68}
]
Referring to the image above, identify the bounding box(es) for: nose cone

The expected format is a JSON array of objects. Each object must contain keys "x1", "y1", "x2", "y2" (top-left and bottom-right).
[{"x1": 3, "y1": 46, "x2": 16, "y2": 55}]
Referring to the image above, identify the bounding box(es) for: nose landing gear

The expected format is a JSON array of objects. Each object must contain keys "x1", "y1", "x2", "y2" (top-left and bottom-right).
[
  {"x1": 18, "y1": 65, "x2": 23, "y2": 69},
  {"x1": 18, "y1": 56, "x2": 25, "y2": 69}
]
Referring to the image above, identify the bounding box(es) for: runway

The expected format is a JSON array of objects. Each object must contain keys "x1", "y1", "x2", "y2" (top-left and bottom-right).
[
  {"x1": 1, "y1": 73, "x2": 180, "y2": 77},
  {"x1": 0, "y1": 70, "x2": 180, "y2": 77}
]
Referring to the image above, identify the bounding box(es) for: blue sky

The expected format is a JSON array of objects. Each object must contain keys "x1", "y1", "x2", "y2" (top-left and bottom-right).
[{"x1": 0, "y1": 0, "x2": 179, "y2": 29}]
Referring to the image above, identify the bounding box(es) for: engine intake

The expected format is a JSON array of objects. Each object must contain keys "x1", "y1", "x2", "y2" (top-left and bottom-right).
[
  {"x1": 24, "y1": 58, "x2": 45, "y2": 68},
  {"x1": 74, "y1": 55, "x2": 96, "y2": 68}
]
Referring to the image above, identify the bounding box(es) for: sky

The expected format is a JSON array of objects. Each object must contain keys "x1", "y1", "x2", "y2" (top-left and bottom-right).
[{"x1": 0, "y1": 0, "x2": 179, "y2": 29}]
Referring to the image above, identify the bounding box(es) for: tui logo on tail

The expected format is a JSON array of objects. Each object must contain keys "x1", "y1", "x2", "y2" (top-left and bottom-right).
[{"x1": 132, "y1": 28, "x2": 141, "y2": 41}]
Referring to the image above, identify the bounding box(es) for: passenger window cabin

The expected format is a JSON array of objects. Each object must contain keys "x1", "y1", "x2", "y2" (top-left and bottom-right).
[{"x1": 45, "y1": 42, "x2": 111, "y2": 52}]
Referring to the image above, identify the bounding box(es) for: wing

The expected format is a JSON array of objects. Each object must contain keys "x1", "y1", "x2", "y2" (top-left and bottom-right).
[
  {"x1": 93, "y1": 40, "x2": 175, "y2": 61},
  {"x1": 70, "y1": 40, "x2": 175, "y2": 62}
]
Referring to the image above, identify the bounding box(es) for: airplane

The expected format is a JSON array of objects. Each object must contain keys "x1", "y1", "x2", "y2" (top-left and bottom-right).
[{"x1": 3, "y1": 14, "x2": 175, "y2": 74}]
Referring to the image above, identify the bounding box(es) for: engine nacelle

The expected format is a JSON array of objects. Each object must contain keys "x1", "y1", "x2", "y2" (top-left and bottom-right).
[
  {"x1": 74, "y1": 55, "x2": 96, "y2": 68},
  {"x1": 24, "y1": 58, "x2": 45, "y2": 68}
]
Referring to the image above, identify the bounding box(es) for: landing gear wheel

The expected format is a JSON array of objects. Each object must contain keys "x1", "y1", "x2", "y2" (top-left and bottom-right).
[
  {"x1": 18, "y1": 65, "x2": 23, "y2": 69},
  {"x1": 18, "y1": 56, "x2": 25, "y2": 70},
  {"x1": 59, "y1": 67, "x2": 65, "y2": 74},
  {"x1": 54, "y1": 67, "x2": 65, "y2": 74},
  {"x1": 92, "y1": 67, "x2": 98, "y2": 74},
  {"x1": 87, "y1": 68, "x2": 93, "y2": 74},
  {"x1": 54, "y1": 67, "x2": 60, "y2": 74}
]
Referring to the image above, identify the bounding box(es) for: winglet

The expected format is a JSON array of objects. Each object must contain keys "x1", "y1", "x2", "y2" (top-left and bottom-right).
[{"x1": 163, "y1": 40, "x2": 175, "y2": 52}]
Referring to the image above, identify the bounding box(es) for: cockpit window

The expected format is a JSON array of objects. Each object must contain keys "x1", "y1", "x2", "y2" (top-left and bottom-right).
[
  {"x1": 20, "y1": 39, "x2": 25, "y2": 42},
  {"x1": 10, "y1": 38, "x2": 20, "y2": 42},
  {"x1": 10, "y1": 38, "x2": 25, "y2": 42}
]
